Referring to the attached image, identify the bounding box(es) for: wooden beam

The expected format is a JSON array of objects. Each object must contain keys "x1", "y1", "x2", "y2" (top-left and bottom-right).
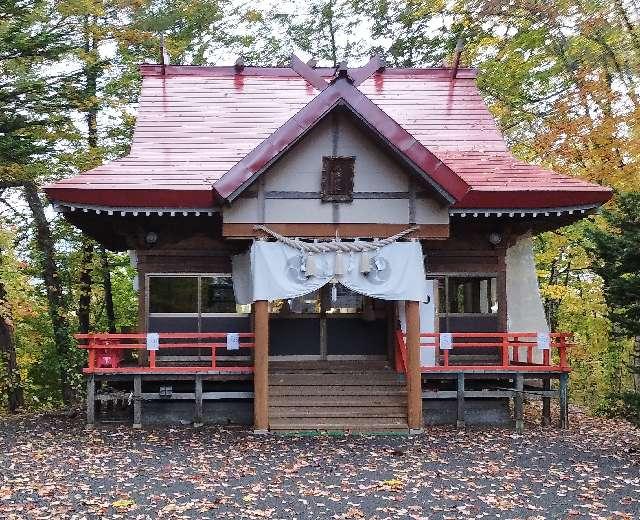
[
  {"x1": 405, "y1": 300, "x2": 423, "y2": 432},
  {"x1": 456, "y1": 373, "x2": 465, "y2": 429},
  {"x1": 542, "y1": 377, "x2": 551, "y2": 427},
  {"x1": 86, "y1": 375, "x2": 95, "y2": 428},
  {"x1": 514, "y1": 373, "x2": 524, "y2": 434},
  {"x1": 559, "y1": 373, "x2": 569, "y2": 429},
  {"x1": 223, "y1": 223, "x2": 449, "y2": 239},
  {"x1": 133, "y1": 375, "x2": 142, "y2": 429},
  {"x1": 253, "y1": 300, "x2": 269, "y2": 433},
  {"x1": 194, "y1": 375, "x2": 203, "y2": 426}
]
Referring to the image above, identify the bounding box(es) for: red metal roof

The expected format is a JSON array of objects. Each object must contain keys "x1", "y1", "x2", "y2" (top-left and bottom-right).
[{"x1": 45, "y1": 61, "x2": 612, "y2": 209}]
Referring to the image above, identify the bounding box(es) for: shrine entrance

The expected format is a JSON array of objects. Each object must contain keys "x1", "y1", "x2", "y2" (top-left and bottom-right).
[{"x1": 268, "y1": 285, "x2": 389, "y2": 361}]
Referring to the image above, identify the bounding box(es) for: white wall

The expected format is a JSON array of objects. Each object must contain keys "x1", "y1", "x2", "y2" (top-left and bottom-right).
[
  {"x1": 506, "y1": 235, "x2": 549, "y2": 362},
  {"x1": 223, "y1": 112, "x2": 450, "y2": 226}
]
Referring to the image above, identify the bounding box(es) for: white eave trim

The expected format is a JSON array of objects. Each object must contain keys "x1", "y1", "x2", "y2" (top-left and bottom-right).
[
  {"x1": 449, "y1": 204, "x2": 599, "y2": 218},
  {"x1": 53, "y1": 202, "x2": 219, "y2": 217}
]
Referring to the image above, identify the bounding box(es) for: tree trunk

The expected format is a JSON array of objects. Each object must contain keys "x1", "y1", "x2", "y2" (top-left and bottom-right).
[
  {"x1": 77, "y1": 239, "x2": 94, "y2": 334},
  {"x1": 0, "y1": 256, "x2": 24, "y2": 412},
  {"x1": 23, "y1": 184, "x2": 76, "y2": 404},
  {"x1": 634, "y1": 336, "x2": 640, "y2": 392},
  {"x1": 100, "y1": 247, "x2": 116, "y2": 333}
]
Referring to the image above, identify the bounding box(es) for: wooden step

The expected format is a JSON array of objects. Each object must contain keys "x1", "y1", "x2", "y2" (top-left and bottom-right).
[
  {"x1": 269, "y1": 417, "x2": 408, "y2": 432},
  {"x1": 269, "y1": 373, "x2": 406, "y2": 386},
  {"x1": 270, "y1": 385, "x2": 407, "y2": 396},
  {"x1": 267, "y1": 365, "x2": 409, "y2": 432},
  {"x1": 270, "y1": 395, "x2": 407, "y2": 407},
  {"x1": 269, "y1": 406, "x2": 407, "y2": 418},
  {"x1": 270, "y1": 360, "x2": 390, "y2": 372}
]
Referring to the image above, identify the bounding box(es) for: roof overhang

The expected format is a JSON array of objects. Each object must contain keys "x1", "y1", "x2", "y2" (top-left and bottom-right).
[{"x1": 53, "y1": 202, "x2": 219, "y2": 217}]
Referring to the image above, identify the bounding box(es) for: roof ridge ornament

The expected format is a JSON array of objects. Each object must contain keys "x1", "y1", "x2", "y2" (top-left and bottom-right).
[
  {"x1": 289, "y1": 54, "x2": 329, "y2": 90},
  {"x1": 332, "y1": 61, "x2": 354, "y2": 84},
  {"x1": 349, "y1": 54, "x2": 386, "y2": 86},
  {"x1": 450, "y1": 37, "x2": 464, "y2": 80}
]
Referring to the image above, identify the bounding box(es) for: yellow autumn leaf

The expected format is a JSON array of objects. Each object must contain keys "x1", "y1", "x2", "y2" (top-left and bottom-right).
[{"x1": 112, "y1": 498, "x2": 135, "y2": 509}]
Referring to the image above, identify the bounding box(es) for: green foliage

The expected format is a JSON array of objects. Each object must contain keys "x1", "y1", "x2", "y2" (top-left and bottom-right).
[
  {"x1": 588, "y1": 193, "x2": 640, "y2": 337},
  {"x1": 585, "y1": 192, "x2": 640, "y2": 420}
]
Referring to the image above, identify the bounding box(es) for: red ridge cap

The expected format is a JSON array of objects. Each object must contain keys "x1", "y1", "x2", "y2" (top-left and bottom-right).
[{"x1": 138, "y1": 63, "x2": 478, "y2": 79}]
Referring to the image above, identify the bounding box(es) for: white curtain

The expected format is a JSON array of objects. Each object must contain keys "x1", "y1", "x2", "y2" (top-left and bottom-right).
[{"x1": 232, "y1": 240, "x2": 429, "y2": 304}]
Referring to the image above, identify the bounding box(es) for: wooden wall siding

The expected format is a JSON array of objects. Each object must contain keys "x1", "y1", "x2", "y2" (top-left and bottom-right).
[
  {"x1": 423, "y1": 221, "x2": 510, "y2": 330},
  {"x1": 223, "y1": 112, "x2": 450, "y2": 227}
]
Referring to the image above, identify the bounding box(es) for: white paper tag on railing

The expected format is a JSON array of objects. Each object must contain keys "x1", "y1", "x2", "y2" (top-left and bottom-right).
[
  {"x1": 439, "y1": 333, "x2": 453, "y2": 350},
  {"x1": 537, "y1": 332, "x2": 550, "y2": 350},
  {"x1": 146, "y1": 332, "x2": 160, "y2": 351},
  {"x1": 226, "y1": 332, "x2": 240, "y2": 351}
]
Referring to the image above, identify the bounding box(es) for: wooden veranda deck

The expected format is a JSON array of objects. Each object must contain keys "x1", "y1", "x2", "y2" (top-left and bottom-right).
[{"x1": 76, "y1": 330, "x2": 572, "y2": 431}]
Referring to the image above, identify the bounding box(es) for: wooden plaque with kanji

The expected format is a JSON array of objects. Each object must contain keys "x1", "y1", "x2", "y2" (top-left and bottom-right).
[{"x1": 321, "y1": 156, "x2": 355, "y2": 202}]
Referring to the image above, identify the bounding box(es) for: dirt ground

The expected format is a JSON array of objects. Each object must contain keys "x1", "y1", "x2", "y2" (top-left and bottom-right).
[{"x1": 0, "y1": 404, "x2": 638, "y2": 519}]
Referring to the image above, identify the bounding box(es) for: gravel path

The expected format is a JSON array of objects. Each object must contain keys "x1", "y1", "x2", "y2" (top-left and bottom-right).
[{"x1": 0, "y1": 405, "x2": 638, "y2": 519}]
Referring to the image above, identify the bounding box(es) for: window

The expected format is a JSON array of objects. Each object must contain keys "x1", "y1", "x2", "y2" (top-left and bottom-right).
[
  {"x1": 148, "y1": 275, "x2": 249, "y2": 316},
  {"x1": 201, "y1": 277, "x2": 238, "y2": 314},
  {"x1": 149, "y1": 277, "x2": 198, "y2": 314},
  {"x1": 431, "y1": 275, "x2": 498, "y2": 315}
]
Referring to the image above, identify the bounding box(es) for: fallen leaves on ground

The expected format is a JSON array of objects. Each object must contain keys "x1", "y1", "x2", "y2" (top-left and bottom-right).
[{"x1": 0, "y1": 404, "x2": 638, "y2": 519}]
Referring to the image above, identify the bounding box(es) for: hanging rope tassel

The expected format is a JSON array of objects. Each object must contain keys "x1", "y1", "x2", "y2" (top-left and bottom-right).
[
  {"x1": 334, "y1": 251, "x2": 345, "y2": 276},
  {"x1": 360, "y1": 251, "x2": 371, "y2": 274},
  {"x1": 305, "y1": 253, "x2": 317, "y2": 276}
]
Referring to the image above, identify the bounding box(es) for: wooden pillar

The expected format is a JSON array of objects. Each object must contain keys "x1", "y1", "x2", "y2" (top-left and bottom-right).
[
  {"x1": 194, "y1": 375, "x2": 203, "y2": 427},
  {"x1": 405, "y1": 300, "x2": 423, "y2": 433},
  {"x1": 559, "y1": 373, "x2": 569, "y2": 429},
  {"x1": 514, "y1": 373, "x2": 524, "y2": 434},
  {"x1": 542, "y1": 377, "x2": 551, "y2": 427},
  {"x1": 133, "y1": 375, "x2": 142, "y2": 429},
  {"x1": 254, "y1": 300, "x2": 269, "y2": 433},
  {"x1": 86, "y1": 375, "x2": 95, "y2": 428},
  {"x1": 456, "y1": 372, "x2": 465, "y2": 429}
]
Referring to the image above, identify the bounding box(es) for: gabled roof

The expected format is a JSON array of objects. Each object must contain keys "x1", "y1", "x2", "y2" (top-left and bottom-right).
[
  {"x1": 214, "y1": 59, "x2": 469, "y2": 204},
  {"x1": 45, "y1": 57, "x2": 612, "y2": 210}
]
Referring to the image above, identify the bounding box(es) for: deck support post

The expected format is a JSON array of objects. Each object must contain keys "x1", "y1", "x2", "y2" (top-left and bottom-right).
[
  {"x1": 559, "y1": 372, "x2": 569, "y2": 429},
  {"x1": 405, "y1": 300, "x2": 423, "y2": 433},
  {"x1": 86, "y1": 375, "x2": 95, "y2": 428},
  {"x1": 194, "y1": 375, "x2": 203, "y2": 427},
  {"x1": 542, "y1": 377, "x2": 551, "y2": 427},
  {"x1": 456, "y1": 372, "x2": 465, "y2": 429},
  {"x1": 514, "y1": 373, "x2": 524, "y2": 434},
  {"x1": 133, "y1": 375, "x2": 142, "y2": 429},
  {"x1": 254, "y1": 300, "x2": 269, "y2": 433}
]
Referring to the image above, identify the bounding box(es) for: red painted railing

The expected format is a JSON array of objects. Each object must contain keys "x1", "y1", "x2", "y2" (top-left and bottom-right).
[
  {"x1": 75, "y1": 333, "x2": 255, "y2": 374},
  {"x1": 395, "y1": 331, "x2": 572, "y2": 373}
]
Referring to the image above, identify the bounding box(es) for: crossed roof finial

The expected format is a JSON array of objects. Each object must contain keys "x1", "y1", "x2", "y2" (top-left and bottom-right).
[{"x1": 289, "y1": 54, "x2": 386, "y2": 90}]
